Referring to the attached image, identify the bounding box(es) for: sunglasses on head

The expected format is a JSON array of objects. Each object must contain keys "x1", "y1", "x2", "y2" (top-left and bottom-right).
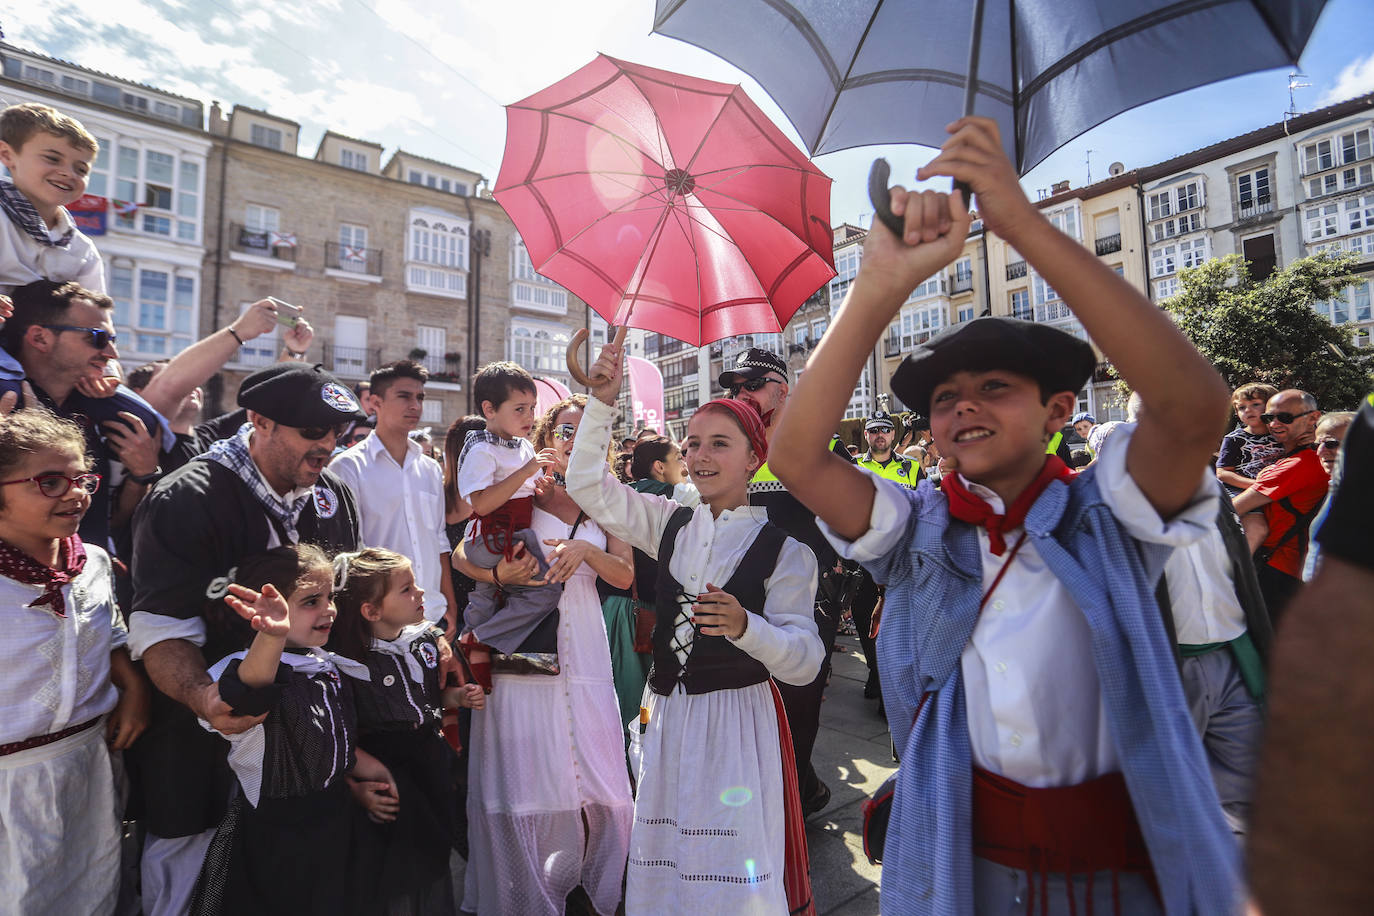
[
  {"x1": 43, "y1": 324, "x2": 116, "y2": 349},
  {"x1": 0, "y1": 472, "x2": 102, "y2": 498},
  {"x1": 553, "y1": 423, "x2": 577, "y2": 441},
  {"x1": 1260, "y1": 409, "x2": 1316, "y2": 425},
  {"x1": 736, "y1": 377, "x2": 783, "y2": 393},
  {"x1": 1317, "y1": 438, "x2": 1341, "y2": 452}
]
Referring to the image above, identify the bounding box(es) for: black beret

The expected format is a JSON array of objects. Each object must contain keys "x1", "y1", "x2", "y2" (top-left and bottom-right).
[
  {"x1": 718, "y1": 347, "x2": 788, "y2": 389},
  {"x1": 238, "y1": 363, "x2": 366, "y2": 427},
  {"x1": 890, "y1": 317, "x2": 1096, "y2": 414}
]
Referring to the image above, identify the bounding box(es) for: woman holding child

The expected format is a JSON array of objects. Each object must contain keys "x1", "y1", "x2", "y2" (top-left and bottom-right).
[{"x1": 457, "y1": 393, "x2": 635, "y2": 916}]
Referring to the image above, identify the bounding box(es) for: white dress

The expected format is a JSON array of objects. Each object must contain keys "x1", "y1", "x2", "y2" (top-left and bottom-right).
[
  {"x1": 462, "y1": 507, "x2": 634, "y2": 916},
  {"x1": 565, "y1": 397, "x2": 824, "y2": 916}
]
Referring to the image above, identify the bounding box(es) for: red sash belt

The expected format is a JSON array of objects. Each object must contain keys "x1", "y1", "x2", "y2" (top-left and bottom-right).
[
  {"x1": 0, "y1": 716, "x2": 101, "y2": 757},
  {"x1": 474, "y1": 495, "x2": 534, "y2": 560},
  {"x1": 972, "y1": 767, "x2": 1156, "y2": 916}
]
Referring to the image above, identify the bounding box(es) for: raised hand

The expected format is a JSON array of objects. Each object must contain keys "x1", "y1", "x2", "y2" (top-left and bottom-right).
[
  {"x1": 587, "y1": 342, "x2": 624, "y2": 407},
  {"x1": 232, "y1": 299, "x2": 279, "y2": 340},
  {"x1": 283, "y1": 316, "x2": 314, "y2": 354},
  {"x1": 225, "y1": 582, "x2": 291, "y2": 638},
  {"x1": 692, "y1": 583, "x2": 749, "y2": 639},
  {"x1": 916, "y1": 117, "x2": 1036, "y2": 241}
]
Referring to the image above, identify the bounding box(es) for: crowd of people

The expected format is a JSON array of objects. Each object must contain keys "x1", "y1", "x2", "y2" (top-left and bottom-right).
[{"x1": 0, "y1": 95, "x2": 1371, "y2": 916}]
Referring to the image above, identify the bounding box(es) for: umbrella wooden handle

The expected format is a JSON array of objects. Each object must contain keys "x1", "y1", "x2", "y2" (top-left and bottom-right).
[
  {"x1": 566, "y1": 324, "x2": 630, "y2": 388},
  {"x1": 868, "y1": 158, "x2": 972, "y2": 244}
]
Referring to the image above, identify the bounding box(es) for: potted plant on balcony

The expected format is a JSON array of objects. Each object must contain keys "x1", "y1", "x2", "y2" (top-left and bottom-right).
[{"x1": 408, "y1": 347, "x2": 428, "y2": 361}]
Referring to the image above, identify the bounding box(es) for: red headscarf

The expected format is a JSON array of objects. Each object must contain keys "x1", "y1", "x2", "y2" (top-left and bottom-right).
[{"x1": 695, "y1": 398, "x2": 769, "y2": 463}]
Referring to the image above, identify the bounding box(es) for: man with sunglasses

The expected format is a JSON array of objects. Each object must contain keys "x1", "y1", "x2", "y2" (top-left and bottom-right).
[
  {"x1": 1, "y1": 279, "x2": 169, "y2": 553},
  {"x1": 720, "y1": 347, "x2": 845, "y2": 816},
  {"x1": 125, "y1": 362, "x2": 364, "y2": 916},
  {"x1": 1233, "y1": 389, "x2": 1329, "y2": 625}
]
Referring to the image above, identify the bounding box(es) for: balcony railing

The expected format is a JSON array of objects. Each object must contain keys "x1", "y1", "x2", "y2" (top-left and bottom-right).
[
  {"x1": 1237, "y1": 197, "x2": 1274, "y2": 221},
  {"x1": 1006, "y1": 260, "x2": 1027, "y2": 280},
  {"x1": 326, "y1": 241, "x2": 382, "y2": 276},
  {"x1": 323, "y1": 343, "x2": 381, "y2": 378},
  {"x1": 951, "y1": 274, "x2": 974, "y2": 293},
  {"x1": 231, "y1": 223, "x2": 297, "y2": 261},
  {"x1": 884, "y1": 332, "x2": 902, "y2": 358},
  {"x1": 1095, "y1": 233, "x2": 1122, "y2": 256}
]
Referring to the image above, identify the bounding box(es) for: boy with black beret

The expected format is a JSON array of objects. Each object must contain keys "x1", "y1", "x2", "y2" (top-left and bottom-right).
[{"x1": 771, "y1": 117, "x2": 1240, "y2": 914}]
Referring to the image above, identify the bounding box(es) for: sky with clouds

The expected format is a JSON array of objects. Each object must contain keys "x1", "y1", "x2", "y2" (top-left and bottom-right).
[{"x1": 3, "y1": 0, "x2": 1373, "y2": 227}]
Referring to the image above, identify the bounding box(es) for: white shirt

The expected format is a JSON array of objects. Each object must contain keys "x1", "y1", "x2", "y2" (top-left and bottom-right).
[
  {"x1": 330, "y1": 433, "x2": 449, "y2": 623},
  {"x1": 1163, "y1": 524, "x2": 1247, "y2": 645},
  {"x1": 567, "y1": 397, "x2": 824, "y2": 686},
  {"x1": 456, "y1": 436, "x2": 538, "y2": 503},
  {"x1": 1, "y1": 545, "x2": 127, "y2": 744},
  {"x1": 0, "y1": 206, "x2": 106, "y2": 295},
  {"x1": 821, "y1": 425, "x2": 1216, "y2": 787}
]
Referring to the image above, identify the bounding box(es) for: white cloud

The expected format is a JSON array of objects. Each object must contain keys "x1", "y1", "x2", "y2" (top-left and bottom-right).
[{"x1": 1319, "y1": 53, "x2": 1374, "y2": 106}]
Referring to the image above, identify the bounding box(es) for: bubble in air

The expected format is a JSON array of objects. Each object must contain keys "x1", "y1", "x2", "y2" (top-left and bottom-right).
[{"x1": 719, "y1": 786, "x2": 753, "y2": 807}]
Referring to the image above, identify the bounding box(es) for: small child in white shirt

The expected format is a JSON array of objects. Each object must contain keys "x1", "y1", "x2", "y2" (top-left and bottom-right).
[{"x1": 455, "y1": 362, "x2": 561, "y2": 654}]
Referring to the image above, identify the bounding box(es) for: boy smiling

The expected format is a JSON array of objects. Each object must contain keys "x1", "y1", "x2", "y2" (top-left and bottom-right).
[{"x1": 772, "y1": 117, "x2": 1239, "y2": 914}]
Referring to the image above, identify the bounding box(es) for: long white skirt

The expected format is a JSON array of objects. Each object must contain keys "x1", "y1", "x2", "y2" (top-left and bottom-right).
[
  {"x1": 627, "y1": 681, "x2": 788, "y2": 916},
  {"x1": 463, "y1": 511, "x2": 633, "y2": 916},
  {"x1": 0, "y1": 721, "x2": 121, "y2": 916}
]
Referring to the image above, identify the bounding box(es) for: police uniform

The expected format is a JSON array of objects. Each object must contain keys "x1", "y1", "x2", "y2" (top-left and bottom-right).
[
  {"x1": 721, "y1": 347, "x2": 838, "y2": 814},
  {"x1": 852, "y1": 411, "x2": 923, "y2": 700},
  {"x1": 126, "y1": 363, "x2": 364, "y2": 916}
]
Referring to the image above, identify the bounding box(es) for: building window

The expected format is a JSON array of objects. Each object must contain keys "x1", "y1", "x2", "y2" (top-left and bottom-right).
[
  {"x1": 1147, "y1": 190, "x2": 1172, "y2": 221},
  {"x1": 61, "y1": 74, "x2": 89, "y2": 94},
  {"x1": 1178, "y1": 236, "x2": 1209, "y2": 270},
  {"x1": 22, "y1": 65, "x2": 56, "y2": 84},
  {"x1": 954, "y1": 257, "x2": 973, "y2": 284},
  {"x1": 1344, "y1": 195, "x2": 1374, "y2": 233},
  {"x1": 829, "y1": 247, "x2": 861, "y2": 304},
  {"x1": 177, "y1": 161, "x2": 199, "y2": 240},
  {"x1": 1009, "y1": 288, "x2": 1031, "y2": 320},
  {"x1": 1045, "y1": 204, "x2": 1080, "y2": 240},
  {"x1": 896, "y1": 302, "x2": 945, "y2": 348},
  {"x1": 110, "y1": 267, "x2": 196, "y2": 359},
  {"x1": 407, "y1": 212, "x2": 469, "y2": 299},
  {"x1": 1313, "y1": 279, "x2": 1373, "y2": 326},
  {"x1": 1236, "y1": 167, "x2": 1271, "y2": 213},
  {"x1": 1150, "y1": 211, "x2": 1203, "y2": 242},
  {"x1": 340, "y1": 149, "x2": 368, "y2": 171},
  {"x1": 421, "y1": 399, "x2": 443, "y2": 424},
  {"x1": 250, "y1": 124, "x2": 283, "y2": 150},
  {"x1": 87, "y1": 136, "x2": 111, "y2": 199},
  {"x1": 1304, "y1": 128, "x2": 1371, "y2": 175},
  {"x1": 957, "y1": 305, "x2": 975, "y2": 322},
  {"x1": 108, "y1": 143, "x2": 201, "y2": 240},
  {"x1": 844, "y1": 367, "x2": 871, "y2": 421},
  {"x1": 906, "y1": 275, "x2": 944, "y2": 301},
  {"x1": 811, "y1": 318, "x2": 828, "y2": 340},
  {"x1": 245, "y1": 204, "x2": 280, "y2": 233},
  {"x1": 508, "y1": 320, "x2": 572, "y2": 374},
  {"x1": 1305, "y1": 203, "x2": 1341, "y2": 241},
  {"x1": 1033, "y1": 275, "x2": 1071, "y2": 322}
]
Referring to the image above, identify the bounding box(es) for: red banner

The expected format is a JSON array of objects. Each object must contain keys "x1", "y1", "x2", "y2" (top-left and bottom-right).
[
  {"x1": 67, "y1": 194, "x2": 108, "y2": 235},
  {"x1": 626, "y1": 356, "x2": 664, "y2": 434}
]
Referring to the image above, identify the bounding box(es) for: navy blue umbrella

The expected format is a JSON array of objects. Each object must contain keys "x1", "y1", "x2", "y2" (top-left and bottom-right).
[{"x1": 654, "y1": 0, "x2": 1331, "y2": 234}]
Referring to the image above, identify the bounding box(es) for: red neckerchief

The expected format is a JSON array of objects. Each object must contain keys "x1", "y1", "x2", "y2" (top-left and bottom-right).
[
  {"x1": 0, "y1": 535, "x2": 87, "y2": 618},
  {"x1": 943, "y1": 456, "x2": 1075, "y2": 555}
]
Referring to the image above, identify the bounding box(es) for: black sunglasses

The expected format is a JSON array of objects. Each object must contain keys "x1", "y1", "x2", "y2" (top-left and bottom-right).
[
  {"x1": 1261, "y1": 409, "x2": 1316, "y2": 425},
  {"x1": 297, "y1": 424, "x2": 345, "y2": 441},
  {"x1": 43, "y1": 324, "x2": 116, "y2": 349},
  {"x1": 735, "y1": 377, "x2": 783, "y2": 393},
  {"x1": 1317, "y1": 438, "x2": 1341, "y2": 452}
]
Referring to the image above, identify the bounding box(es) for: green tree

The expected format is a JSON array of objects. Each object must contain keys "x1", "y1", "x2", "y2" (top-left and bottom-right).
[{"x1": 1162, "y1": 252, "x2": 1374, "y2": 410}]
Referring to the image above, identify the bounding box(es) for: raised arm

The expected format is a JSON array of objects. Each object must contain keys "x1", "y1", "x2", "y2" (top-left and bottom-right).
[
  {"x1": 772, "y1": 187, "x2": 970, "y2": 540},
  {"x1": 918, "y1": 117, "x2": 1230, "y2": 517},
  {"x1": 140, "y1": 300, "x2": 308, "y2": 417}
]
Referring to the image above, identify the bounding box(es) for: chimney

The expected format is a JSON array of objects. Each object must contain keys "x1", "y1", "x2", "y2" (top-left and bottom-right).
[
  {"x1": 208, "y1": 101, "x2": 228, "y2": 136},
  {"x1": 1051, "y1": 180, "x2": 1071, "y2": 194}
]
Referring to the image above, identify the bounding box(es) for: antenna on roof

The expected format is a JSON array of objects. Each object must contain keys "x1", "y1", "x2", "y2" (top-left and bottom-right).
[
  {"x1": 1085, "y1": 149, "x2": 1094, "y2": 184},
  {"x1": 1287, "y1": 71, "x2": 1310, "y2": 120}
]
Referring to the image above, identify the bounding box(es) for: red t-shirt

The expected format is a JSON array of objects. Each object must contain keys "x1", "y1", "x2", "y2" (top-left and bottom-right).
[{"x1": 1252, "y1": 446, "x2": 1330, "y2": 577}]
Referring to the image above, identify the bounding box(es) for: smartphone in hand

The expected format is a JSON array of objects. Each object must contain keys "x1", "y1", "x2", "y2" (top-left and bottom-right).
[{"x1": 268, "y1": 297, "x2": 302, "y2": 329}]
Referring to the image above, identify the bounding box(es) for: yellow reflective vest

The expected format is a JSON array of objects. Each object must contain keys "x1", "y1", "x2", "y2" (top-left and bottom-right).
[{"x1": 857, "y1": 452, "x2": 921, "y2": 489}]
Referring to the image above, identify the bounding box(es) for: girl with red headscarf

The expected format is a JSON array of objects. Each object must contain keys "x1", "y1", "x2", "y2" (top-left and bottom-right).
[{"x1": 566, "y1": 344, "x2": 824, "y2": 916}]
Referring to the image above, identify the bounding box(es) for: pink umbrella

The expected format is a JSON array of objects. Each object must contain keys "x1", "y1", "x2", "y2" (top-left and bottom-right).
[
  {"x1": 533, "y1": 376, "x2": 572, "y2": 417},
  {"x1": 494, "y1": 54, "x2": 836, "y2": 386}
]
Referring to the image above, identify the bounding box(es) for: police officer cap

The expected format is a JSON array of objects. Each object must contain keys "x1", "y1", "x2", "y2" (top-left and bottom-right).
[
  {"x1": 238, "y1": 363, "x2": 367, "y2": 428},
  {"x1": 890, "y1": 316, "x2": 1095, "y2": 414},
  {"x1": 865, "y1": 409, "x2": 896, "y2": 431},
  {"x1": 718, "y1": 347, "x2": 788, "y2": 390}
]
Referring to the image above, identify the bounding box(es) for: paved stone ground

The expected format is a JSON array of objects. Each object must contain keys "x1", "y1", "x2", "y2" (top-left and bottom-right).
[{"x1": 452, "y1": 634, "x2": 896, "y2": 914}]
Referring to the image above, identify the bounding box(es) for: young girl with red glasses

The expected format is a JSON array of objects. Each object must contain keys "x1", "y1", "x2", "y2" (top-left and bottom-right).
[{"x1": 0, "y1": 407, "x2": 149, "y2": 913}]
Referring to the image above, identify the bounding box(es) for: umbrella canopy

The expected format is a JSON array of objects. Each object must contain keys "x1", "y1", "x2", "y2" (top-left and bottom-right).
[
  {"x1": 495, "y1": 54, "x2": 836, "y2": 347},
  {"x1": 653, "y1": 0, "x2": 1330, "y2": 173}
]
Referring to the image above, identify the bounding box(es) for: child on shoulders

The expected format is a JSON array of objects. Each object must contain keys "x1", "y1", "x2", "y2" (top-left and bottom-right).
[
  {"x1": 770, "y1": 117, "x2": 1241, "y2": 915},
  {"x1": 456, "y1": 361, "x2": 561, "y2": 654}
]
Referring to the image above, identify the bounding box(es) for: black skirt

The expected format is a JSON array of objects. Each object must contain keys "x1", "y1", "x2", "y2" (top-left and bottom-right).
[
  {"x1": 191, "y1": 779, "x2": 358, "y2": 916},
  {"x1": 351, "y1": 727, "x2": 461, "y2": 915}
]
